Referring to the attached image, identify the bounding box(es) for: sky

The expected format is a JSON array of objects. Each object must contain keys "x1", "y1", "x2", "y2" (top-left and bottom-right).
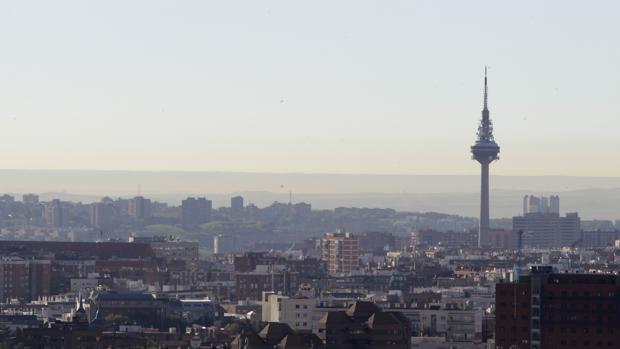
[{"x1": 0, "y1": 1, "x2": 618, "y2": 176}]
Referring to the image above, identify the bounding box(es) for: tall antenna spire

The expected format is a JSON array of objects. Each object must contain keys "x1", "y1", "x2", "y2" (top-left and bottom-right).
[
  {"x1": 471, "y1": 66, "x2": 500, "y2": 249},
  {"x1": 483, "y1": 66, "x2": 488, "y2": 110}
]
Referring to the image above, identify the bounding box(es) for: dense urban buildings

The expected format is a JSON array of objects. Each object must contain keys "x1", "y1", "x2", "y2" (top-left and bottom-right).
[
  {"x1": 0, "y1": 71, "x2": 615, "y2": 349},
  {"x1": 0, "y1": 170, "x2": 618, "y2": 348},
  {"x1": 0, "y1": 188, "x2": 617, "y2": 348},
  {"x1": 1, "y1": 0, "x2": 617, "y2": 347}
]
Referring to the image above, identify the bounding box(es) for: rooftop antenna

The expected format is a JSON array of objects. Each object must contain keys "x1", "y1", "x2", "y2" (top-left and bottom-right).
[{"x1": 288, "y1": 190, "x2": 293, "y2": 205}]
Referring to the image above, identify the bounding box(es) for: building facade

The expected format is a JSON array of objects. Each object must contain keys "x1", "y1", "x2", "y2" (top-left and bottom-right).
[
  {"x1": 513, "y1": 212, "x2": 581, "y2": 248},
  {"x1": 523, "y1": 195, "x2": 560, "y2": 215},
  {"x1": 231, "y1": 196, "x2": 244, "y2": 213},
  {"x1": 496, "y1": 267, "x2": 620, "y2": 349},
  {"x1": 0, "y1": 257, "x2": 51, "y2": 302},
  {"x1": 262, "y1": 293, "x2": 315, "y2": 332},
  {"x1": 181, "y1": 197, "x2": 212, "y2": 226},
  {"x1": 43, "y1": 199, "x2": 64, "y2": 228},
  {"x1": 128, "y1": 196, "x2": 151, "y2": 220},
  {"x1": 320, "y1": 231, "x2": 360, "y2": 275}
]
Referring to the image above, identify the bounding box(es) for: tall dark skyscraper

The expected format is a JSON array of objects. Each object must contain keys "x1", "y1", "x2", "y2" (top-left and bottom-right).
[{"x1": 471, "y1": 68, "x2": 500, "y2": 248}]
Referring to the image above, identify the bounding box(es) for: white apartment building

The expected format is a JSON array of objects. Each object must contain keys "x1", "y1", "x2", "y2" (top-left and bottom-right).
[{"x1": 261, "y1": 292, "x2": 315, "y2": 332}]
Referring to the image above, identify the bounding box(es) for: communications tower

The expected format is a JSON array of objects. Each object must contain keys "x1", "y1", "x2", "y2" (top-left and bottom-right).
[{"x1": 471, "y1": 68, "x2": 500, "y2": 248}]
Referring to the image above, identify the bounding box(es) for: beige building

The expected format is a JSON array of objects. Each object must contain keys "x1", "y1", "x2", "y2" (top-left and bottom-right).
[
  {"x1": 43, "y1": 199, "x2": 64, "y2": 228},
  {"x1": 128, "y1": 196, "x2": 151, "y2": 220},
  {"x1": 320, "y1": 231, "x2": 360, "y2": 275},
  {"x1": 262, "y1": 292, "x2": 315, "y2": 332}
]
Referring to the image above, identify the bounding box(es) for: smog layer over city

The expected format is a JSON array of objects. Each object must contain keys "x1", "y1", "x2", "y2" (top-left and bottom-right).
[{"x1": 0, "y1": 1, "x2": 619, "y2": 348}]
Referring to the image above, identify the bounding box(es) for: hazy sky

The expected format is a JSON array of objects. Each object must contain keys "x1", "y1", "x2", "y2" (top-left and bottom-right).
[{"x1": 0, "y1": 1, "x2": 618, "y2": 176}]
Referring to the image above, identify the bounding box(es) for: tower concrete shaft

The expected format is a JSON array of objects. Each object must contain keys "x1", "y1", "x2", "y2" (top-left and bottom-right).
[
  {"x1": 471, "y1": 68, "x2": 500, "y2": 248},
  {"x1": 479, "y1": 161, "x2": 490, "y2": 248}
]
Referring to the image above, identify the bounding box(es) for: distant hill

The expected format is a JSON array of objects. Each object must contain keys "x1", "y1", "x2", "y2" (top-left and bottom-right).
[{"x1": 0, "y1": 170, "x2": 619, "y2": 219}]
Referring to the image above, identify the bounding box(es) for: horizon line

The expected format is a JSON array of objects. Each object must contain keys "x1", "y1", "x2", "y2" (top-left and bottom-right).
[{"x1": 0, "y1": 168, "x2": 619, "y2": 179}]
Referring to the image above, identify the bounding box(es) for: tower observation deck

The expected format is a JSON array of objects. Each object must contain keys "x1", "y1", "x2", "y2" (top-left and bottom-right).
[{"x1": 471, "y1": 67, "x2": 500, "y2": 248}]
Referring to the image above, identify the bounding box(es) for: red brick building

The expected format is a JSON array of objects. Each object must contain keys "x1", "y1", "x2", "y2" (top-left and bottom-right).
[{"x1": 496, "y1": 266, "x2": 620, "y2": 349}]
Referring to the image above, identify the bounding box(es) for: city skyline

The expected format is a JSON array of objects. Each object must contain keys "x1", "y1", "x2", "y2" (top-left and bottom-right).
[
  {"x1": 0, "y1": 2, "x2": 619, "y2": 348},
  {"x1": 1, "y1": 1, "x2": 619, "y2": 176}
]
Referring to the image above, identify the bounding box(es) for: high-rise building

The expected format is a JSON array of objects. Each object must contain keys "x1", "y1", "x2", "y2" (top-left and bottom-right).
[
  {"x1": 0, "y1": 256, "x2": 28, "y2": 303},
  {"x1": 0, "y1": 257, "x2": 50, "y2": 302},
  {"x1": 513, "y1": 211, "x2": 580, "y2": 248},
  {"x1": 471, "y1": 68, "x2": 500, "y2": 248},
  {"x1": 22, "y1": 193, "x2": 39, "y2": 204},
  {"x1": 181, "y1": 197, "x2": 212, "y2": 226},
  {"x1": 231, "y1": 195, "x2": 244, "y2": 213},
  {"x1": 128, "y1": 196, "x2": 151, "y2": 220},
  {"x1": 549, "y1": 195, "x2": 560, "y2": 215},
  {"x1": 43, "y1": 199, "x2": 64, "y2": 228},
  {"x1": 28, "y1": 259, "x2": 51, "y2": 301},
  {"x1": 320, "y1": 231, "x2": 360, "y2": 275},
  {"x1": 90, "y1": 202, "x2": 112, "y2": 229},
  {"x1": 523, "y1": 195, "x2": 560, "y2": 215},
  {"x1": 496, "y1": 267, "x2": 620, "y2": 349}
]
